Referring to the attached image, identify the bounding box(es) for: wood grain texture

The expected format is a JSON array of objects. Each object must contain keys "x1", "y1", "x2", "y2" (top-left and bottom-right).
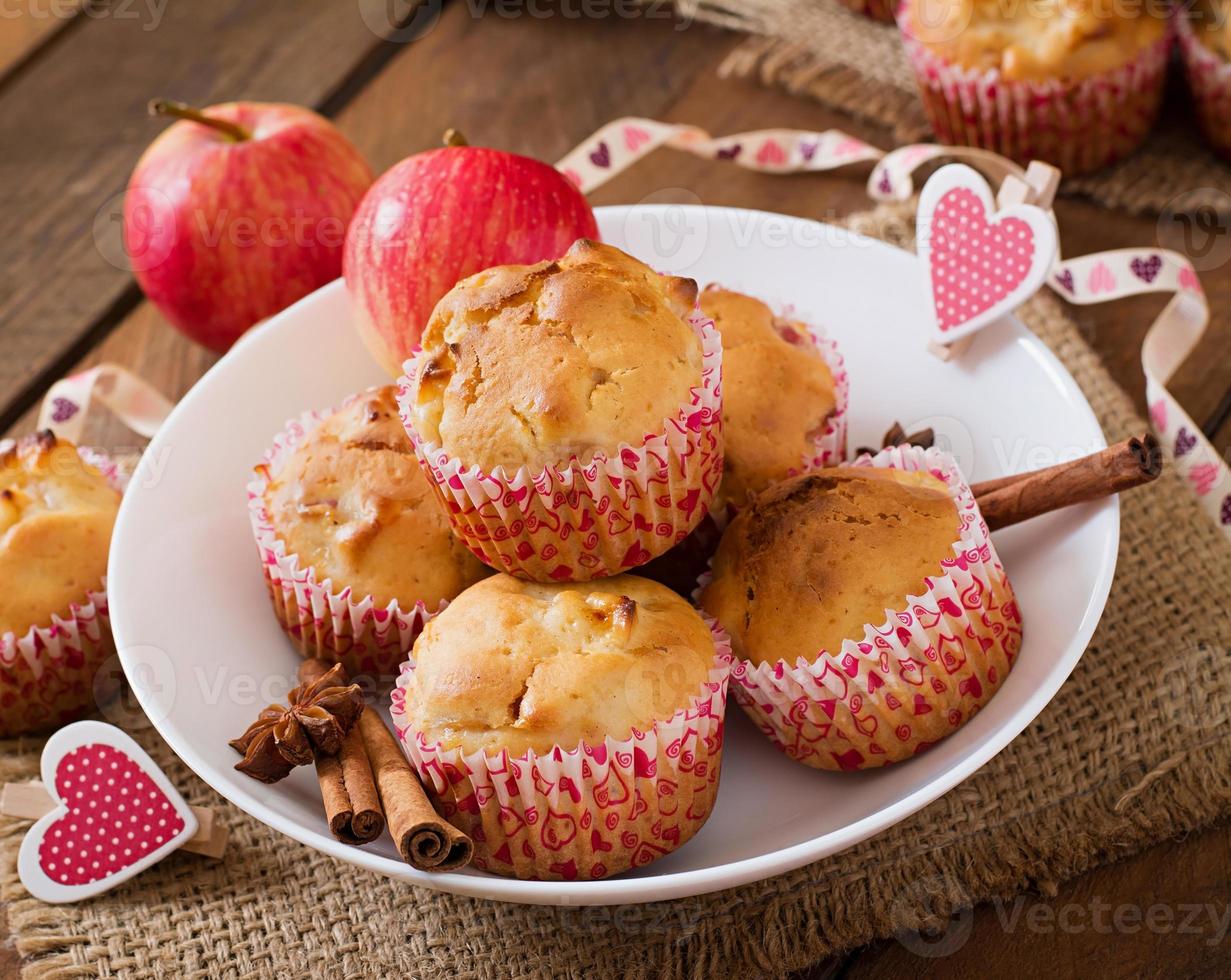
[
  {"x1": 0, "y1": 0, "x2": 80, "y2": 82},
  {"x1": 0, "y1": 0, "x2": 427, "y2": 434}
]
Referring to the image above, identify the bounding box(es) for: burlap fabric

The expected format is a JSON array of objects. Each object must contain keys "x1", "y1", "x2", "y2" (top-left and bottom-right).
[
  {"x1": 689, "y1": 0, "x2": 1231, "y2": 216},
  {"x1": 4, "y1": 202, "x2": 1230, "y2": 979}
]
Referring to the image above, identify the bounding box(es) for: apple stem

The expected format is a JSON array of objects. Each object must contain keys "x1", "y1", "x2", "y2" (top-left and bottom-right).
[
  {"x1": 148, "y1": 99, "x2": 250, "y2": 142},
  {"x1": 442, "y1": 129, "x2": 468, "y2": 148}
]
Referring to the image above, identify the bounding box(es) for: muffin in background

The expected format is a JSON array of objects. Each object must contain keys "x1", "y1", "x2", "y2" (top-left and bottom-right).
[
  {"x1": 0, "y1": 431, "x2": 123, "y2": 736},
  {"x1": 700, "y1": 286, "x2": 847, "y2": 513},
  {"x1": 1178, "y1": 0, "x2": 1231, "y2": 160},
  {"x1": 249, "y1": 385, "x2": 488, "y2": 678},
  {"x1": 700, "y1": 445, "x2": 1021, "y2": 771},
  {"x1": 399, "y1": 239, "x2": 723, "y2": 583},
  {"x1": 391, "y1": 573, "x2": 731, "y2": 880},
  {"x1": 899, "y1": 0, "x2": 1171, "y2": 174}
]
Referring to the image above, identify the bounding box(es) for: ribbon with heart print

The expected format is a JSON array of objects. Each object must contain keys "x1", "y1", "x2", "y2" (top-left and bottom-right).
[
  {"x1": 37, "y1": 363, "x2": 174, "y2": 445},
  {"x1": 556, "y1": 119, "x2": 1230, "y2": 540}
]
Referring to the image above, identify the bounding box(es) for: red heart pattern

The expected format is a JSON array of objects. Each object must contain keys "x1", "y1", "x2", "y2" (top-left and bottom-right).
[
  {"x1": 393, "y1": 629, "x2": 732, "y2": 881},
  {"x1": 930, "y1": 187, "x2": 1034, "y2": 334},
  {"x1": 724, "y1": 447, "x2": 1022, "y2": 771},
  {"x1": 397, "y1": 313, "x2": 725, "y2": 582},
  {"x1": 37, "y1": 743, "x2": 186, "y2": 887}
]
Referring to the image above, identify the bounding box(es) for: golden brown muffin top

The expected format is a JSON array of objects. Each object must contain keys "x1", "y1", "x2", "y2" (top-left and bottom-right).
[
  {"x1": 903, "y1": 0, "x2": 1168, "y2": 81},
  {"x1": 0, "y1": 432, "x2": 120, "y2": 639},
  {"x1": 1192, "y1": 0, "x2": 1231, "y2": 58},
  {"x1": 401, "y1": 573, "x2": 714, "y2": 756},
  {"x1": 262, "y1": 386, "x2": 489, "y2": 609},
  {"x1": 700, "y1": 467, "x2": 959, "y2": 667},
  {"x1": 409, "y1": 239, "x2": 702, "y2": 474},
  {"x1": 701, "y1": 287, "x2": 837, "y2": 507}
]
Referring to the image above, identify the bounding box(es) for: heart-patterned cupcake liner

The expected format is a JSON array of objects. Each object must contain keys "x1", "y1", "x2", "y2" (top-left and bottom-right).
[
  {"x1": 396, "y1": 309, "x2": 724, "y2": 583},
  {"x1": 247, "y1": 403, "x2": 440, "y2": 681},
  {"x1": 390, "y1": 623, "x2": 732, "y2": 881},
  {"x1": 704, "y1": 445, "x2": 1022, "y2": 771},
  {"x1": 899, "y1": 15, "x2": 1172, "y2": 176},
  {"x1": 0, "y1": 450, "x2": 126, "y2": 738},
  {"x1": 1177, "y1": 12, "x2": 1231, "y2": 162}
]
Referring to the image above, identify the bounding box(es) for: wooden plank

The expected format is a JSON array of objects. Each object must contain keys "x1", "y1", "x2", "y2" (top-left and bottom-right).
[
  {"x1": 835, "y1": 820, "x2": 1231, "y2": 979},
  {"x1": 0, "y1": 0, "x2": 429, "y2": 433},
  {"x1": 0, "y1": 0, "x2": 81, "y2": 82}
]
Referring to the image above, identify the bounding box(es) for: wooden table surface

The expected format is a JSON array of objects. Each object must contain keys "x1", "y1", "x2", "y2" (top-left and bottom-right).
[{"x1": 2, "y1": 2, "x2": 1229, "y2": 976}]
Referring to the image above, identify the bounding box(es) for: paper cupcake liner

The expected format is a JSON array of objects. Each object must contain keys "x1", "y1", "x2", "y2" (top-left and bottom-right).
[
  {"x1": 247, "y1": 403, "x2": 440, "y2": 680},
  {"x1": 705, "y1": 445, "x2": 1022, "y2": 771},
  {"x1": 390, "y1": 623, "x2": 733, "y2": 881},
  {"x1": 0, "y1": 449, "x2": 126, "y2": 737},
  {"x1": 899, "y1": 19, "x2": 1172, "y2": 176},
  {"x1": 1177, "y1": 13, "x2": 1231, "y2": 161},
  {"x1": 396, "y1": 310, "x2": 723, "y2": 583}
]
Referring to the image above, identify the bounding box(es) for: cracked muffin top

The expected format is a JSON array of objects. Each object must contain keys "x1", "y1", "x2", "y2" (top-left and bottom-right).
[
  {"x1": 700, "y1": 286, "x2": 837, "y2": 507},
  {"x1": 400, "y1": 573, "x2": 713, "y2": 756},
  {"x1": 262, "y1": 385, "x2": 489, "y2": 608},
  {"x1": 700, "y1": 468, "x2": 959, "y2": 667},
  {"x1": 407, "y1": 239, "x2": 702, "y2": 474},
  {"x1": 902, "y1": 0, "x2": 1168, "y2": 82},
  {"x1": 0, "y1": 431, "x2": 120, "y2": 639}
]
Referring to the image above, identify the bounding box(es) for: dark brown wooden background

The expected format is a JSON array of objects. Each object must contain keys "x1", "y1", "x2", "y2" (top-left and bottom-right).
[{"x1": 2, "y1": 1, "x2": 1229, "y2": 976}]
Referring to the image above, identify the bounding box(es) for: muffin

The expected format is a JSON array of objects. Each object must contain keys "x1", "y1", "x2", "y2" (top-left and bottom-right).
[
  {"x1": 1178, "y1": 0, "x2": 1231, "y2": 160},
  {"x1": 899, "y1": 0, "x2": 1171, "y2": 174},
  {"x1": 700, "y1": 445, "x2": 1021, "y2": 770},
  {"x1": 398, "y1": 238, "x2": 723, "y2": 583},
  {"x1": 700, "y1": 286, "x2": 848, "y2": 512},
  {"x1": 0, "y1": 431, "x2": 124, "y2": 736},
  {"x1": 390, "y1": 573, "x2": 731, "y2": 880},
  {"x1": 248, "y1": 385, "x2": 489, "y2": 678}
]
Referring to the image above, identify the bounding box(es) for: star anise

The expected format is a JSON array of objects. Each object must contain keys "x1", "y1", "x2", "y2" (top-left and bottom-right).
[
  {"x1": 855, "y1": 421, "x2": 936, "y2": 458},
  {"x1": 229, "y1": 663, "x2": 366, "y2": 784}
]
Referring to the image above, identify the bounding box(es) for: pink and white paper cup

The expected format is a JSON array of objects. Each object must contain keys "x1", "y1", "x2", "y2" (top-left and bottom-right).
[
  {"x1": 396, "y1": 310, "x2": 724, "y2": 583},
  {"x1": 899, "y1": 13, "x2": 1172, "y2": 176},
  {"x1": 1177, "y1": 12, "x2": 1231, "y2": 161},
  {"x1": 0, "y1": 449, "x2": 125, "y2": 738},
  {"x1": 247, "y1": 405, "x2": 438, "y2": 680},
  {"x1": 390, "y1": 624, "x2": 733, "y2": 881},
  {"x1": 706, "y1": 445, "x2": 1022, "y2": 771}
]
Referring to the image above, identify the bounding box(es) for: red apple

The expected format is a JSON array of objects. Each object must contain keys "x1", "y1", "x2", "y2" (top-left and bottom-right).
[
  {"x1": 124, "y1": 100, "x2": 374, "y2": 353},
  {"x1": 344, "y1": 134, "x2": 598, "y2": 375}
]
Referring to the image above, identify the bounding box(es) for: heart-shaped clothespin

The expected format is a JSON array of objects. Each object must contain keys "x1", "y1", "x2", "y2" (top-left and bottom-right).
[
  {"x1": 917, "y1": 163, "x2": 1059, "y2": 355},
  {"x1": 16, "y1": 721, "x2": 199, "y2": 904}
]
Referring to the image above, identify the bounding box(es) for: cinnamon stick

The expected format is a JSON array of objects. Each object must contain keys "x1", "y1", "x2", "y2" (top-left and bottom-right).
[
  {"x1": 297, "y1": 660, "x2": 383, "y2": 845},
  {"x1": 358, "y1": 708, "x2": 474, "y2": 872},
  {"x1": 973, "y1": 433, "x2": 1161, "y2": 531}
]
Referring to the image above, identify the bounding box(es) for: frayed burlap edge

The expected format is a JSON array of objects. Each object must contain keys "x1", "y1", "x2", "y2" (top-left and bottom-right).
[
  {"x1": 688, "y1": 0, "x2": 1231, "y2": 216},
  {"x1": 2, "y1": 201, "x2": 1229, "y2": 979}
]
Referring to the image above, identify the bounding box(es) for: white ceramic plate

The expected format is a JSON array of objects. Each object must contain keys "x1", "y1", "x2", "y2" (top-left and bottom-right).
[{"x1": 109, "y1": 206, "x2": 1118, "y2": 906}]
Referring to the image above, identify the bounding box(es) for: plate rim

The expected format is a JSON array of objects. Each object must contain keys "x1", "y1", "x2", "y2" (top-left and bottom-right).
[{"x1": 110, "y1": 204, "x2": 1119, "y2": 905}]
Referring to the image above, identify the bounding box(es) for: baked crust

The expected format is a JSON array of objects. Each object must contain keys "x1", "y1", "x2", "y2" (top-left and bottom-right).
[
  {"x1": 409, "y1": 239, "x2": 702, "y2": 473},
  {"x1": 902, "y1": 0, "x2": 1167, "y2": 81},
  {"x1": 700, "y1": 468, "x2": 959, "y2": 667},
  {"x1": 0, "y1": 431, "x2": 120, "y2": 638},
  {"x1": 700, "y1": 286, "x2": 836, "y2": 507},
  {"x1": 401, "y1": 573, "x2": 714, "y2": 756},
  {"x1": 263, "y1": 386, "x2": 488, "y2": 608}
]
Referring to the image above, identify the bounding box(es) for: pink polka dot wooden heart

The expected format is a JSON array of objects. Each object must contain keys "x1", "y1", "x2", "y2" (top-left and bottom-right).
[
  {"x1": 916, "y1": 164, "x2": 1058, "y2": 346},
  {"x1": 18, "y1": 721, "x2": 198, "y2": 904}
]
